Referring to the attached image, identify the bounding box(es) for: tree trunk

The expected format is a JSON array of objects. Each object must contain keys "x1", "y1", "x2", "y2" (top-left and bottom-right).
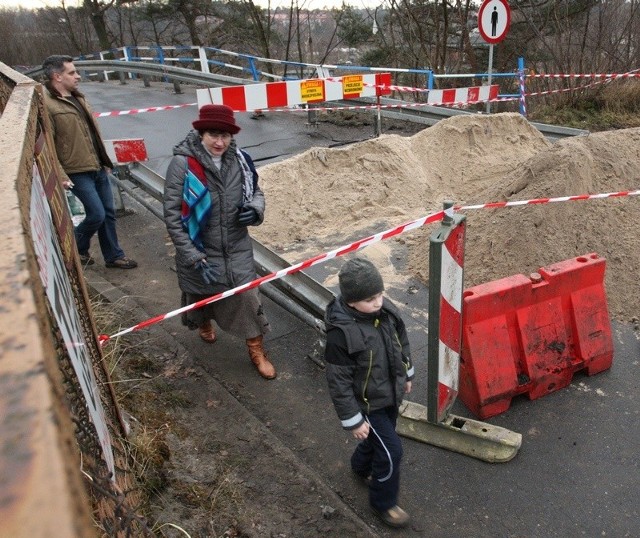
[{"x1": 83, "y1": 0, "x2": 112, "y2": 51}]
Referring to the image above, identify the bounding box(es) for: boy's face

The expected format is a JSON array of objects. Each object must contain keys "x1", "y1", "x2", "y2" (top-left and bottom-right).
[{"x1": 348, "y1": 292, "x2": 383, "y2": 314}]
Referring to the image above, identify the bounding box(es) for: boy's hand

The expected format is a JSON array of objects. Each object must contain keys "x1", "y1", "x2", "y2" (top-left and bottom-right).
[
  {"x1": 405, "y1": 380, "x2": 413, "y2": 394},
  {"x1": 352, "y1": 421, "x2": 370, "y2": 441}
]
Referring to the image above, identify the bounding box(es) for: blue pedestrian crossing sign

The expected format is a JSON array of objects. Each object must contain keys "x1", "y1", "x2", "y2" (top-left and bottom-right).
[{"x1": 478, "y1": 0, "x2": 511, "y2": 44}]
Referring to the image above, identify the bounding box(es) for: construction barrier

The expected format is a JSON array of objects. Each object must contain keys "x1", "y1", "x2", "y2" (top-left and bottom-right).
[
  {"x1": 197, "y1": 73, "x2": 392, "y2": 111},
  {"x1": 427, "y1": 204, "x2": 466, "y2": 423},
  {"x1": 398, "y1": 203, "x2": 522, "y2": 462},
  {"x1": 104, "y1": 137, "x2": 149, "y2": 164},
  {"x1": 459, "y1": 253, "x2": 613, "y2": 419}
]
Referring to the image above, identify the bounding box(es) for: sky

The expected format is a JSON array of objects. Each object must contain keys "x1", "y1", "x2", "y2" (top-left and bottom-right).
[{"x1": 0, "y1": 0, "x2": 385, "y2": 10}]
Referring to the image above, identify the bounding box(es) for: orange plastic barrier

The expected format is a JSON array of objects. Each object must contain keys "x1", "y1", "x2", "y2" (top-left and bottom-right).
[{"x1": 459, "y1": 254, "x2": 613, "y2": 419}]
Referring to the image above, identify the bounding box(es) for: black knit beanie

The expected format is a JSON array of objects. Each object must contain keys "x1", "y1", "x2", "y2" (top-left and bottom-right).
[{"x1": 338, "y1": 257, "x2": 384, "y2": 304}]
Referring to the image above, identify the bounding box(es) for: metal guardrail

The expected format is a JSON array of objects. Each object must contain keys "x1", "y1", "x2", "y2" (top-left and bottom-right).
[
  {"x1": 26, "y1": 60, "x2": 589, "y2": 141},
  {"x1": 352, "y1": 95, "x2": 590, "y2": 140},
  {"x1": 26, "y1": 59, "x2": 249, "y2": 87}
]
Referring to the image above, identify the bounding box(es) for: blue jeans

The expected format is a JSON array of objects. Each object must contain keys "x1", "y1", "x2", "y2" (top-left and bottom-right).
[
  {"x1": 351, "y1": 407, "x2": 403, "y2": 512},
  {"x1": 70, "y1": 169, "x2": 124, "y2": 263}
]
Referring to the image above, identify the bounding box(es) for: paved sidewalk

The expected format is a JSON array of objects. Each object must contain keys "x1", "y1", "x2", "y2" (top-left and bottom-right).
[{"x1": 88, "y1": 271, "x2": 383, "y2": 537}]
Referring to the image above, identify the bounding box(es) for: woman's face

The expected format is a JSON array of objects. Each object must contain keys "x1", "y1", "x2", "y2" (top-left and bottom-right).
[{"x1": 201, "y1": 130, "x2": 232, "y2": 156}]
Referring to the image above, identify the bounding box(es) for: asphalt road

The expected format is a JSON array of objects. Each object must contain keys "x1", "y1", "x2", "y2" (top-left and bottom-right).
[
  {"x1": 92, "y1": 78, "x2": 380, "y2": 175},
  {"x1": 86, "y1": 80, "x2": 639, "y2": 537}
]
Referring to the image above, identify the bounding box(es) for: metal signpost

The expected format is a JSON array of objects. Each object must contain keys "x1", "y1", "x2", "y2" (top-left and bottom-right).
[{"x1": 478, "y1": 0, "x2": 511, "y2": 113}]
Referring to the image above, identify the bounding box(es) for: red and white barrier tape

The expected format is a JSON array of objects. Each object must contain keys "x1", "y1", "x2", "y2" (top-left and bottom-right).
[
  {"x1": 94, "y1": 102, "x2": 197, "y2": 118},
  {"x1": 99, "y1": 208, "x2": 447, "y2": 344},
  {"x1": 93, "y1": 96, "x2": 499, "y2": 119},
  {"x1": 527, "y1": 73, "x2": 640, "y2": 79},
  {"x1": 99, "y1": 188, "x2": 639, "y2": 344},
  {"x1": 457, "y1": 189, "x2": 640, "y2": 211}
]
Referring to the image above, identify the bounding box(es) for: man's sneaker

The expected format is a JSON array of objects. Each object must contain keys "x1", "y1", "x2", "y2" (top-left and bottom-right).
[
  {"x1": 105, "y1": 257, "x2": 138, "y2": 269},
  {"x1": 79, "y1": 253, "x2": 95, "y2": 265},
  {"x1": 373, "y1": 505, "x2": 411, "y2": 528}
]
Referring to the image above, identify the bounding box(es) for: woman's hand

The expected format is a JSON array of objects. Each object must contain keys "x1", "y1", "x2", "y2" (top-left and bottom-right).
[{"x1": 193, "y1": 259, "x2": 219, "y2": 285}]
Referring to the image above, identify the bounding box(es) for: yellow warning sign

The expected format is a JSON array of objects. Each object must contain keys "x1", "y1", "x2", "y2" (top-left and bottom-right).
[
  {"x1": 343, "y1": 75, "x2": 364, "y2": 96},
  {"x1": 300, "y1": 80, "x2": 325, "y2": 103}
]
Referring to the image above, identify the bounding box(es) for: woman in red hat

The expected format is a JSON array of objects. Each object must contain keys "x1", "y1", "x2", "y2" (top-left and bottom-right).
[{"x1": 163, "y1": 104, "x2": 276, "y2": 379}]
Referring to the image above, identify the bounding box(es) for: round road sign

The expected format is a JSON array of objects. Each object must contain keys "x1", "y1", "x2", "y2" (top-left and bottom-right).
[{"x1": 478, "y1": 0, "x2": 511, "y2": 44}]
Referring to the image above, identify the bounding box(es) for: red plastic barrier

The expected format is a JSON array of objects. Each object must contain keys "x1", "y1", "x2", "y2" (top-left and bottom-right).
[{"x1": 459, "y1": 253, "x2": 613, "y2": 419}]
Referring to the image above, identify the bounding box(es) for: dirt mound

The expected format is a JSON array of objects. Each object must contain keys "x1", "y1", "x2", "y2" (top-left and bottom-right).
[
  {"x1": 460, "y1": 127, "x2": 640, "y2": 322},
  {"x1": 254, "y1": 113, "x2": 640, "y2": 322}
]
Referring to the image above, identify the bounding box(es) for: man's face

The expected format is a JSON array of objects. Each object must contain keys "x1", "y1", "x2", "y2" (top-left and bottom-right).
[{"x1": 55, "y1": 61, "x2": 81, "y2": 94}]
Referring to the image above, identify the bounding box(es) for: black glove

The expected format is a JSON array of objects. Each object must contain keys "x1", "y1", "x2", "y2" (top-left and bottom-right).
[
  {"x1": 194, "y1": 259, "x2": 220, "y2": 285},
  {"x1": 238, "y1": 205, "x2": 259, "y2": 226}
]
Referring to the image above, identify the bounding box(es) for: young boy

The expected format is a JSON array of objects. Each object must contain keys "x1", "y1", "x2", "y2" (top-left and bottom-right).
[{"x1": 324, "y1": 257, "x2": 415, "y2": 528}]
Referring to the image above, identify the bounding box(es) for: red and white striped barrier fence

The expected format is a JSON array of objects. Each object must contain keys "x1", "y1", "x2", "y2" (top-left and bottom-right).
[
  {"x1": 91, "y1": 70, "x2": 639, "y2": 118},
  {"x1": 92, "y1": 90, "x2": 504, "y2": 120},
  {"x1": 196, "y1": 73, "x2": 393, "y2": 111},
  {"x1": 197, "y1": 75, "x2": 498, "y2": 111},
  {"x1": 98, "y1": 188, "x2": 640, "y2": 344}
]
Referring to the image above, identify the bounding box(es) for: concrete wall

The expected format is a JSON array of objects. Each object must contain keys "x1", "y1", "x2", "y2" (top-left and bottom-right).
[{"x1": 0, "y1": 62, "x2": 135, "y2": 537}]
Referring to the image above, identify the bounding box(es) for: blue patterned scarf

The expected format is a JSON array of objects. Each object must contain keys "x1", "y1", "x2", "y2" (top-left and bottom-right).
[{"x1": 181, "y1": 156, "x2": 211, "y2": 253}]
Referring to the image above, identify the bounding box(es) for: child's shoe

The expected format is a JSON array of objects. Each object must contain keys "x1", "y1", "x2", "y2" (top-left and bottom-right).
[
  {"x1": 352, "y1": 469, "x2": 372, "y2": 486},
  {"x1": 373, "y1": 505, "x2": 410, "y2": 528}
]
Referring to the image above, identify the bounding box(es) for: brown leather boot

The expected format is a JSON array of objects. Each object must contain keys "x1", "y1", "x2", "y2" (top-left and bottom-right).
[
  {"x1": 246, "y1": 335, "x2": 276, "y2": 379},
  {"x1": 198, "y1": 321, "x2": 217, "y2": 343}
]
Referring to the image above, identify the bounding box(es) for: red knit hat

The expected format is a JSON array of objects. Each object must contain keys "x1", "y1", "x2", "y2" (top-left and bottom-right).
[{"x1": 192, "y1": 104, "x2": 241, "y2": 134}]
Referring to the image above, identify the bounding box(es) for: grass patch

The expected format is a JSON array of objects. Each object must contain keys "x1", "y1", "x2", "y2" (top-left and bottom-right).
[
  {"x1": 91, "y1": 293, "x2": 247, "y2": 537},
  {"x1": 529, "y1": 79, "x2": 640, "y2": 131}
]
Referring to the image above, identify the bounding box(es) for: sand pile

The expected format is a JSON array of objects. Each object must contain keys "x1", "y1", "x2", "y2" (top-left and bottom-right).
[{"x1": 254, "y1": 113, "x2": 640, "y2": 322}]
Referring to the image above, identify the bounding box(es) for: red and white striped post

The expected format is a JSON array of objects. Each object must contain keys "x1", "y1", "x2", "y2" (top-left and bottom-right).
[{"x1": 427, "y1": 201, "x2": 466, "y2": 423}]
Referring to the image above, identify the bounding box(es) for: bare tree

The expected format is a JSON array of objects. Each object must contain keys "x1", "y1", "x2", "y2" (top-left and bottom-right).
[{"x1": 81, "y1": 0, "x2": 116, "y2": 50}]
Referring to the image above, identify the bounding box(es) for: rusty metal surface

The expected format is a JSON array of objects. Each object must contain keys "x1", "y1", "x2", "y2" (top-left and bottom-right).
[
  {"x1": 1, "y1": 61, "x2": 150, "y2": 537},
  {"x1": 0, "y1": 66, "x2": 94, "y2": 537}
]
